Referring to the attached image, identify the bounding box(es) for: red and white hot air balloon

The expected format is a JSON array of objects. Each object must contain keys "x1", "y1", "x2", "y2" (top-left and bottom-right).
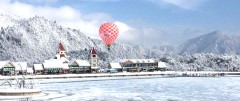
[{"x1": 99, "y1": 22, "x2": 119, "y2": 50}]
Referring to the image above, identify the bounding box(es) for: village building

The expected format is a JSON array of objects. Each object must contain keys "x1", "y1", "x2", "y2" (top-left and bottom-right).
[
  {"x1": 0, "y1": 61, "x2": 15, "y2": 75},
  {"x1": 120, "y1": 59, "x2": 166, "y2": 72},
  {"x1": 156, "y1": 62, "x2": 168, "y2": 71},
  {"x1": 55, "y1": 42, "x2": 70, "y2": 63},
  {"x1": 12, "y1": 62, "x2": 28, "y2": 75},
  {"x1": 42, "y1": 42, "x2": 70, "y2": 75},
  {"x1": 43, "y1": 60, "x2": 63, "y2": 74},
  {"x1": 69, "y1": 60, "x2": 91, "y2": 73},
  {"x1": 89, "y1": 48, "x2": 100, "y2": 73},
  {"x1": 27, "y1": 67, "x2": 34, "y2": 75},
  {"x1": 33, "y1": 64, "x2": 44, "y2": 75},
  {"x1": 62, "y1": 64, "x2": 69, "y2": 74},
  {"x1": 109, "y1": 63, "x2": 122, "y2": 72},
  {"x1": 0, "y1": 61, "x2": 29, "y2": 75}
]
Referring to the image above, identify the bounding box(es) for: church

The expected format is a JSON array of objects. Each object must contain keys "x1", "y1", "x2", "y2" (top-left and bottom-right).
[{"x1": 33, "y1": 42, "x2": 100, "y2": 75}]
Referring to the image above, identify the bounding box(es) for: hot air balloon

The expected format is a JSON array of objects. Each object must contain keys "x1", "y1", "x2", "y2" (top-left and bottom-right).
[{"x1": 99, "y1": 22, "x2": 119, "y2": 50}]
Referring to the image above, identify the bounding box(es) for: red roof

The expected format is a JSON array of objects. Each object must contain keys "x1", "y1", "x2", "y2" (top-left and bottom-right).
[
  {"x1": 59, "y1": 43, "x2": 65, "y2": 51},
  {"x1": 91, "y1": 48, "x2": 97, "y2": 54}
]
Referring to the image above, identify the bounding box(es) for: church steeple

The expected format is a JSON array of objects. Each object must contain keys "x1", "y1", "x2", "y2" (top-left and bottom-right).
[
  {"x1": 90, "y1": 47, "x2": 97, "y2": 55},
  {"x1": 59, "y1": 42, "x2": 65, "y2": 51},
  {"x1": 89, "y1": 47, "x2": 99, "y2": 72},
  {"x1": 58, "y1": 42, "x2": 66, "y2": 58}
]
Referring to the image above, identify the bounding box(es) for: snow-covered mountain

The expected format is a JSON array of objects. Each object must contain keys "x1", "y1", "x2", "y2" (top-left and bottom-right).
[
  {"x1": 0, "y1": 13, "x2": 166, "y2": 66},
  {"x1": 2, "y1": 12, "x2": 240, "y2": 71},
  {"x1": 179, "y1": 31, "x2": 240, "y2": 55}
]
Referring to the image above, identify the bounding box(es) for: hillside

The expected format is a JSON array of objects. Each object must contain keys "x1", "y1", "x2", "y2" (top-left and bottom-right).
[
  {"x1": 0, "y1": 13, "x2": 165, "y2": 66},
  {"x1": 179, "y1": 31, "x2": 240, "y2": 54}
]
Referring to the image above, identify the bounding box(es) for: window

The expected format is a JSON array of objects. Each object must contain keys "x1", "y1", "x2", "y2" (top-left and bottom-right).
[
  {"x1": 92, "y1": 55, "x2": 96, "y2": 57},
  {"x1": 93, "y1": 64, "x2": 96, "y2": 67}
]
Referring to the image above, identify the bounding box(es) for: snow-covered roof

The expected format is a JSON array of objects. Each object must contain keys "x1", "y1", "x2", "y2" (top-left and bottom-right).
[
  {"x1": 45, "y1": 59, "x2": 64, "y2": 63},
  {"x1": 49, "y1": 54, "x2": 69, "y2": 63},
  {"x1": 43, "y1": 63, "x2": 63, "y2": 69},
  {"x1": 27, "y1": 67, "x2": 34, "y2": 73},
  {"x1": 43, "y1": 60, "x2": 64, "y2": 69},
  {"x1": 121, "y1": 59, "x2": 156, "y2": 63},
  {"x1": 91, "y1": 67, "x2": 99, "y2": 69},
  {"x1": 158, "y1": 62, "x2": 167, "y2": 68},
  {"x1": 62, "y1": 64, "x2": 69, "y2": 69},
  {"x1": 12, "y1": 62, "x2": 27, "y2": 71},
  {"x1": 110, "y1": 63, "x2": 122, "y2": 69},
  {"x1": 33, "y1": 64, "x2": 44, "y2": 70},
  {"x1": 0, "y1": 61, "x2": 9, "y2": 69},
  {"x1": 75, "y1": 60, "x2": 91, "y2": 67}
]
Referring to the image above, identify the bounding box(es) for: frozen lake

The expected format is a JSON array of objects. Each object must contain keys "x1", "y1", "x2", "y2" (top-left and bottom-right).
[{"x1": 1, "y1": 76, "x2": 240, "y2": 101}]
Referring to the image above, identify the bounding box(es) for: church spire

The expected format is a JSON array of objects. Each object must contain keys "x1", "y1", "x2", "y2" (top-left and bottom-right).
[
  {"x1": 90, "y1": 47, "x2": 97, "y2": 55},
  {"x1": 59, "y1": 42, "x2": 65, "y2": 51}
]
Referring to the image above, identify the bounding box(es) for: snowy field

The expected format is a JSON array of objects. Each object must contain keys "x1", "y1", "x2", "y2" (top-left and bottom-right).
[
  {"x1": 0, "y1": 76, "x2": 240, "y2": 101},
  {"x1": 1, "y1": 71, "x2": 238, "y2": 80}
]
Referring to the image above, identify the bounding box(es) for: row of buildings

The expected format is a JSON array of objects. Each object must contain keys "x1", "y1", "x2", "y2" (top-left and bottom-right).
[
  {"x1": 0, "y1": 42, "x2": 168, "y2": 76},
  {"x1": 110, "y1": 59, "x2": 167, "y2": 72},
  {"x1": 33, "y1": 42, "x2": 100, "y2": 75}
]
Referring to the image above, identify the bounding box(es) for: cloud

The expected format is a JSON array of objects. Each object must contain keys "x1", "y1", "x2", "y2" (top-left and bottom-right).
[
  {"x1": 14, "y1": 0, "x2": 59, "y2": 5},
  {"x1": 152, "y1": 0, "x2": 208, "y2": 10},
  {"x1": 182, "y1": 28, "x2": 204, "y2": 35},
  {"x1": 0, "y1": 0, "x2": 111, "y2": 37},
  {"x1": 0, "y1": 0, "x2": 167, "y2": 46},
  {"x1": 115, "y1": 21, "x2": 166, "y2": 45},
  {"x1": 114, "y1": 21, "x2": 140, "y2": 42},
  {"x1": 80, "y1": 0, "x2": 120, "y2": 2}
]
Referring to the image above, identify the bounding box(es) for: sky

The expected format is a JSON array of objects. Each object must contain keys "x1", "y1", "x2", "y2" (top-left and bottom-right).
[{"x1": 0, "y1": 0, "x2": 240, "y2": 46}]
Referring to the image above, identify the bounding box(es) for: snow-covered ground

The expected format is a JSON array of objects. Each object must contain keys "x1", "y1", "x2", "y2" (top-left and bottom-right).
[
  {"x1": 0, "y1": 71, "x2": 229, "y2": 80},
  {"x1": 0, "y1": 71, "x2": 237, "y2": 81}
]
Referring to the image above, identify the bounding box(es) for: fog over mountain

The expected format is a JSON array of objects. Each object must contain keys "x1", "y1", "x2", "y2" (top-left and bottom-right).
[{"x1": 179, "y1": 31, "x2": 240, "y2": 55}]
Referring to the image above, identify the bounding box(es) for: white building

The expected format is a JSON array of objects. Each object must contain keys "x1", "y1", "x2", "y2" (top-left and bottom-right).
[
  {"x1": 89, "y1": 47, "x2": 99, "y2": 72},
  {"x1": 69, "y1": 60, "x2": 91, "y2": 73},
  {"x1": 33, "y1": 64, "x2": 44, "y2": 75},
  {"x1": 43, "y1": 59, "x2": 69, "y2": 74},
  {"x1": 120, "y1": 59, "x2": 168, "y2": 72},
  {"x1": 12, "y1": 62, "x2": 28, "y2": 75},
  {"x1": 157, "y1": 62, "x2": 168, "y2": 71},
  {"x1": 120, "y1": 59, "x2": 157, "y2": 72},
  {"x1": 0, "y1": 61, "x2": 29, "y2": 75},
  {"x1": 41, "y1": 42, "x2": 70, "y2": 74},
  {"x1": 0, "y1": 61, "x2": 15, "y2": 75},
  {"x1": 109, "y1": 63, "x2": 122, "y2": 72}
]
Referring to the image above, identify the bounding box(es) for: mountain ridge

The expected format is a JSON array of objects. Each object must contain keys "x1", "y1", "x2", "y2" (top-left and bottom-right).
[
  {"x1": 179, "y1": 31, "x2": 240, "y2": 54},
  {"x1": 0, "y1": 13, "x2": 165, "y2": 66}
]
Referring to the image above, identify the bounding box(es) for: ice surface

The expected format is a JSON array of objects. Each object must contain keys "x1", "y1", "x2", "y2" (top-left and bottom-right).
[{"x1": 1, "y1": 77, "x2": 240, "y2": 101}]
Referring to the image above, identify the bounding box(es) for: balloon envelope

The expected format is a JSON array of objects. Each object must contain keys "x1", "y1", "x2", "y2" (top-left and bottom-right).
[{"x1": 99, "y1": 22, "x2": 119, "y2": 48}]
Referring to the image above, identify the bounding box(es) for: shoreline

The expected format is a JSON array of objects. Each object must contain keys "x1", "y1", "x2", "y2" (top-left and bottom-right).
[{"x1": 0, "y1": 71, "x2": 239, "y2": 80}]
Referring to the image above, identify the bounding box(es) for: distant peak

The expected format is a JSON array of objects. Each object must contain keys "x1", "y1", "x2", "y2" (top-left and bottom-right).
[
  {"x1": 0, "y1": 12, "x2": 21, "y2": 19},
  {"x1": 208, "y1": 30, "x2": 224, "y2": 35},
  {"x1": 202, "y1": 30, "x2": 228, "y2": 38},
  {"x1": 29, "y1": 16, "x2": 48, "y2": 21}
]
